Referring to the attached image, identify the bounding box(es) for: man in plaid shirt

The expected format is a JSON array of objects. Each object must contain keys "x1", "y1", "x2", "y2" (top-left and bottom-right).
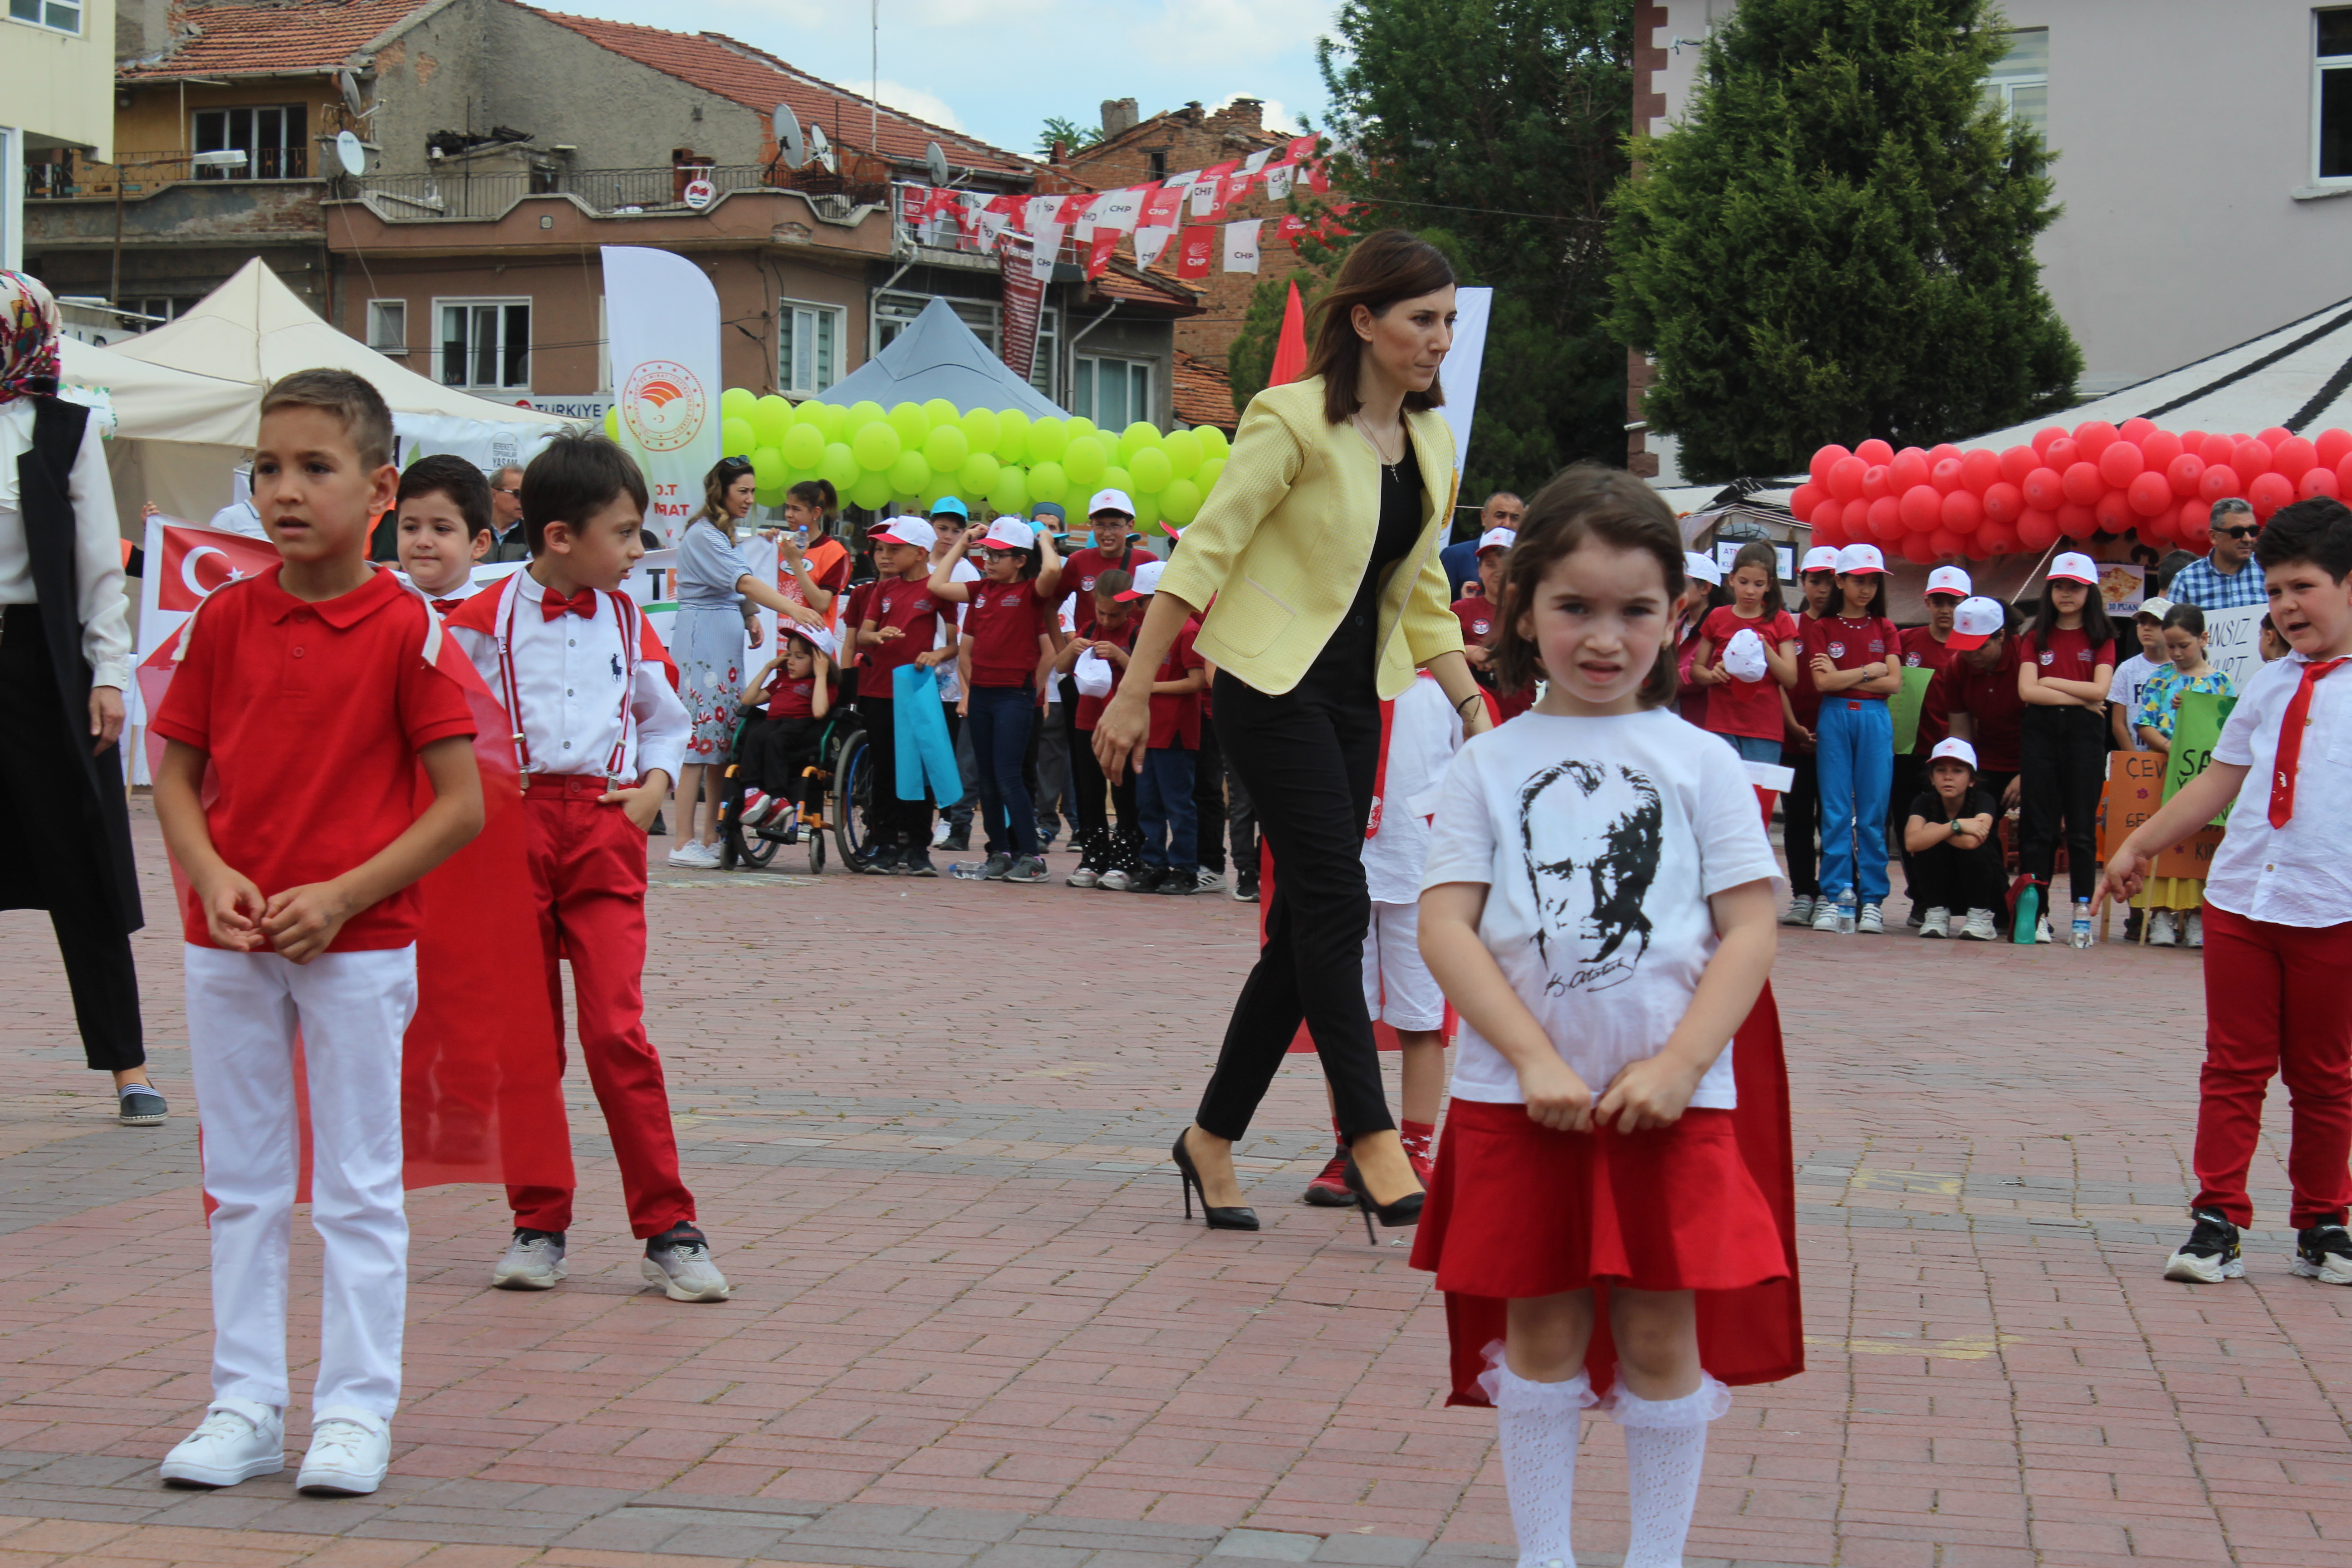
[{"x1": 2167, "y1": 499, "x2": 2270, "y2": 611}]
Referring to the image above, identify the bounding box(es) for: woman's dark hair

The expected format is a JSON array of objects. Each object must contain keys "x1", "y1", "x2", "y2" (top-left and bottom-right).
[
  {"x1": 1726, "y1": 540, "x2": 1786, "y2": 617},
  {"x1": 1301, "y1": 230, "x2": 1456, "y2": 426},
  {"x1": 521, "y1": 433, "x2": 650, "y2": 555},
  {"x1": 2161, "y1": 602, "x2": 2206, "y2": 637},
  {"x1": 396, "y1": 454, "x2": 494, "y2": 541},
  {"x1": 2031, "y1": 576, "x2": 2115, "y2": 648},
  {"x1": 695, "y1": 456, "x2": 757, "y2": 538},
  {"x1": 1492, "y1": 463, "x2": 1685, "y2": 706},
  {"x1": 1834, "y1": 571, "x2": 1888, "y2": 620},
  {"x1": 2258, "y1": 495, "x2": 2352, "y2": 583}
]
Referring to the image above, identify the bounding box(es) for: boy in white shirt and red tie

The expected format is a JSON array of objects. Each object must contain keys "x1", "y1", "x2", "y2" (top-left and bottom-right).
[
  {"x1": 446, "y1": 433, "x2": 730, "y2": 1303},
  {"x1": 2105, "y1": 495, "x2": 2352, "y2": 1288}
]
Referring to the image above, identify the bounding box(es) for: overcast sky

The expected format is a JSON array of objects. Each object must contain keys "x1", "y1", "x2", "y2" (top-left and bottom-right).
[{"x1": 550, "y1": 0, "x2": 1339, "y2": 159}]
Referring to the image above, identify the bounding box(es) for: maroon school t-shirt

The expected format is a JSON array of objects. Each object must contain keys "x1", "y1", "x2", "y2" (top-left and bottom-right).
[
  {"x1": 2019, "y1": 627, "x2": 2116, "y2": 686},
  {"x1": 1060, "y1": 545, "x2": 1158, "y2": 637},
  {"x1": 1148, "y1": 619, "x2": 1208, "y2": 750},
  {"x1": 959, "y1": 577, "x2": 1050, "y2": 688},
  {"x1": 1801, "y1": 614, "x2": 1900, "y2": 698},
  {"x1": 862, "y1": 573, "x2": 940, "y2": 687}
]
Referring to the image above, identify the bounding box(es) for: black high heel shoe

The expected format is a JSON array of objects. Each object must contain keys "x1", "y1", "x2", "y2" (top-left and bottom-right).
[
  {"x1": 1342, "y1": 1152, "x2": 1425, "y2": 1245},
  {"x1": 1171, "y1": 1132, "x2": 1260, "y2": 1231}
]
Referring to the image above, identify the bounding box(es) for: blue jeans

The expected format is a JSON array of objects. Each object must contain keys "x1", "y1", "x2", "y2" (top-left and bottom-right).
[
  {"x1": 965, "y1": 685, "x2": 1037, "y2": 858},
  {"x1": 1817, "y1": 697, "x2": 1891, "y2": 904},
  {"x1": 1138, "y1": 746, "x2": 1199, "y2": 872},
  {"x1": 1719, "y1": 733, "x2": 1782, "y2": 764}
]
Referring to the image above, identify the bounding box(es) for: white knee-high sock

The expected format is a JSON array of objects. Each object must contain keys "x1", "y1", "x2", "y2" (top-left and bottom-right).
[
  {"x1": 1490, "y1": 1363, "x2": 1592, "y2": 1568},
  {"x1": 1611, "y1": 1375, "x2": 1730, "y2": 1568}
]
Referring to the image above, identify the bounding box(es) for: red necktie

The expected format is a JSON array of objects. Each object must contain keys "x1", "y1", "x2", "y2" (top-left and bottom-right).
[
  {"x1": 430, "y1": 598, "x2": 466, "y2": 614},
  {"x1": 2269, "y1": 657, "x2": 2347, "y2": 828},
  {"x1": 541, "y1": 587, "x2": 598, "y2": 622}
]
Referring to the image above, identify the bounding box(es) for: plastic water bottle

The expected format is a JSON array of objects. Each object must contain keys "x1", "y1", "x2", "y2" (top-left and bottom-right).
[
  {"x1": 2071, "y1": 899, "x2": 2093, "y2": 949},
  {"x1": 948, "y1": 860, "x2": 990, "y2": 880},
  {"x1": 1836, "y1": 897, "x2": 1857, "y2": 935}
]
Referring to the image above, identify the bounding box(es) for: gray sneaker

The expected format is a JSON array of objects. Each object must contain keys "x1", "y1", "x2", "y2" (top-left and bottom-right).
[
  {"x1": 979, "y1": 853, "x2": 1014, "y2": 880},
  {"x1": 642, "y1": 1222, "x2": 731, "y2": 1302},
  {"x1": 1003, "y1": 855, "x2": 1050, "y2": 883},
  {"x1": 1194, "y1": 869, "x2": 1226, "y2": 894},
  {"x1": 491, "y1": 1228, "x2": 567, "y2": 1290}
]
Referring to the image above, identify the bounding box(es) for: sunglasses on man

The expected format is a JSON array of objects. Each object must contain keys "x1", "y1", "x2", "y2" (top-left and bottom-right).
[{"x1": 2214, "y1": 523, "x2": 2261, "y2": 541}]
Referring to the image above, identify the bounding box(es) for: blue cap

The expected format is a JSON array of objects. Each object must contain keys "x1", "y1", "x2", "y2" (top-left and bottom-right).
[
  {"x1": 1033, "y1": 501, "x2": 1067, "y2": 520},
  {"x1": 928, "y1": 496, "x2": 970, "y2": 520}
]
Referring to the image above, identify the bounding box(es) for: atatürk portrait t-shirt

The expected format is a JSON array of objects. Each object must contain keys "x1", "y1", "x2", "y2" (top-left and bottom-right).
[{"x1": 1419, "y1": 709, "x2": 1783, "y2": 1110}]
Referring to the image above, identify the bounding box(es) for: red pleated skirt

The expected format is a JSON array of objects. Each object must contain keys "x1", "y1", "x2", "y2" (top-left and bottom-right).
[{"x1": 1410, "y1": 986, "x2": 1805, "y2": 1406}]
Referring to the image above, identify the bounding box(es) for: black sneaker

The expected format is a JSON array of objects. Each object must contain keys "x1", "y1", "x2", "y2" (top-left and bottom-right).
[
  {"x1": 2163, "y1": 1209, "x2": 2244, "y2": 1282},
  {"x1": 1129, "y1": 866, "x2": 1167, "y2": 894},
  {"x1": 898, "y1": 850, "x2": 939, "y2": 878},
  {"x1": 980, "y1": 853, "x2": 1014, "y2": 881},
  {"x1": 853, "y1": 842, "x2": 898, "y2": 875},
  {"x1": 1156, "y1": 868, "x2": 1200, "y2": 895},
  {"x1": 941, "y1": 828, "x2": 971, "y2": 853},
  {"x1": 1232, "y1": 874, "x2": 1259, "y2": 904},
  {"x1": 118, "y1": 1083, "x2": 169, "y2": 1126},
  {"x1": 2292, "y1": 1222, "x2": 2352, "y2": 1284}
]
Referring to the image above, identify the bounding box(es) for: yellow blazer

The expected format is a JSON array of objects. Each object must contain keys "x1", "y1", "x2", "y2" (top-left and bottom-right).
[{"x1": 1156, "y1": 377, "x2": 1464, "y2": 699}]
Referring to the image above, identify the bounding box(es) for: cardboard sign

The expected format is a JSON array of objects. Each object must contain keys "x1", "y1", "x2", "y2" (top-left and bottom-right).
[
  {"x1": 2153, "y1": 825, "x2": 2225, "y2": 881},
  {"x1": 1889, "y1": 666, "x2": 1934, "y2": 755},
  {"x1": 2161, "y1": 687, "x2": 2239, "y2": 826},
  {"x1": 2097, "y1": 750, "x2": 2166, "y2": 860}
]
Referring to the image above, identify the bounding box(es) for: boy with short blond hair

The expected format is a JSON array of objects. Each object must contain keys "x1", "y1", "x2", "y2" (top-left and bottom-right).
[{"x1": 152, "y1": 368, "x2": 485, "y2": 1496}]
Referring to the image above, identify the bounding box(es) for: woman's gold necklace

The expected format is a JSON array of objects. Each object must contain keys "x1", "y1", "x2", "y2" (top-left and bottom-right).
[{"x1": 1352, "y1": 412, "x2": 1405, "y2": 478}]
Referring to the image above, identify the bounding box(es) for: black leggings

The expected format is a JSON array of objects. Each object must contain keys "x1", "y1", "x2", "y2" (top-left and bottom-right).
[
  {"x1": 1782, "y1": 745, "x2": 1820, "y2": 897},
  {"x1": 2020, "y1": 705, "x2": 2106, "y2": 904},
  {"x1": 1195, "y1": 664, "x2": 1394, "y2": 1142},
  {"x1": 746, "y1": 715, "x2": 822, "y2": 808}
]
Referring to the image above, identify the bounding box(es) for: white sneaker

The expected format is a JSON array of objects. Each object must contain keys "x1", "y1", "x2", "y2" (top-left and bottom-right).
[
  {"x1": 666, "y1": 842, "x2": 720, "y2": 869},
  {"x1": 491, "y1": 1229, "x2": 567, "y2": 1290},
  {"x1": 2035, "y1": 916, "x2": 2053, "y2": 944},
  {"x1": 2149, "y1": 910, "x2": 2177, "y2": 947},
  {"x1": 1781, "y1": 894, "x2": 1815, "y2": 927},
  {"x1": 931, "y1": 819, "x2": 954, "y2": 848},
  {"x1": 1098, "y1": 868, "x2": 1133, "y2": 892},
  {"x1": 296, "y1": 1415, "x2": 389, "y2": 1496},
  {"x1": 642, "y1": 1223, "x2": 731, "y2": 1302},
  {"x1": 161, "y1": 1400, "x2": 284, "y2": 1488},
  {"x1": 1811, "y1": 898, "x2": 1842, "y2": 933},
  {"x1": 2187, "y1": 911, "x2": 2204, "y2": 949},
  {"x1": 1195, "y1": 869, "x2": 1226, "y2": 894},
  {"x1": 1959, "y1": 907, "x2": 1999, "y2": 941},
  {"x1": 1918, "y1": 907, "x2": 1950, "y2": 938},
  {"x1": 1857, "y1": 902, "x2": 1886, "y2": 936}
]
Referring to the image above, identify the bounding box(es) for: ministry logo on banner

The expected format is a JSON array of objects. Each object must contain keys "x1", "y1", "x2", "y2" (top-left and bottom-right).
[{"x1": 620, "y1": 360, "x2": 708, "y2": 453}]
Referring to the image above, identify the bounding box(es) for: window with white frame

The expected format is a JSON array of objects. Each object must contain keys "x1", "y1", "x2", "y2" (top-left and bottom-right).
[
  {"x1": 436, "y1": 298, "x2": 530, "y2": 390},
  {"x1": 366, "y1": 299, "x2": 407, "y2": 354},
  {"x1": 7, "y1": 0, "x2": 81, "y2": 34},
  {"x1": 779, "y1": 299, "x2": 842, "y2": 396},
  {"x1": 1072, "y1": 355, "x2": 1152, "y2": 430},
  {"x1": 192, "y1": 105, "x2": 307, "y2": 180},
  {"x1": 873, "y1": 291, "x2": 1058, "y2": 400},
  {"x1": 1983, "y1": 27, "x2": 2047, "y2": 139},
  {"x1": 2320, "y1": 10, "x2": 2352, "y2": 179}
]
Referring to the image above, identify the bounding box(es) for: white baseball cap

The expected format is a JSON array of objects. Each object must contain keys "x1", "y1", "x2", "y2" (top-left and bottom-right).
[
  {"x1": 1800, "y1": 545, "x2": 1841, "y2": 574},
  {"x1": 1114, "y1": 558, "x2": 1167, "y2": 600},
  {"x1": 783, "y1": 621, "x2": 840, "y2": 661},
  {"x1": 1945, "y1": 596, "x2": 2007, "y2": 651},
  {"x1": 1834, "y1": 543, "x2": 1886, "y2": 576},
  {"x1": 1088, "y1": 489, "x2": 1137, "y2": 518},
  {"x1": 2048, "y1": 551, "x2": 2100, "y2": 586},
  {"x1": 1476, "y1": 526, "x2": 1515, "y2": 554},
  {"x1": 1925, "y1": 565, "x2": 1973, "y2": 598},
  {"x1": 1684, "y1": 550, "x2": 1724, "y2": 587},
  {"x1": 2135, "y1": 596, "x2": 2175, "y2": 621},
  {"x1": 981, "y1": 518, "x2": 1035, "y2": 552},
  {"x1": 1722, "y1": 627, "x2": 1769, "y2": 683},
  {"x1": 1928, "y1": 736, "x2": 1979, "y2": 771},
  {"x1": 871, "y1": 518, "x2": 934, "y2": 549}
]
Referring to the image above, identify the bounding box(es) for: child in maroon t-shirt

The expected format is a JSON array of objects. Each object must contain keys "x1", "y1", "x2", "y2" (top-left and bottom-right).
[
  {"x1": 1111, "y1": 560, "x2": 1209, "y2": 893},
  {"x1": 1054, "y1": 571, "x2": 1146, "y2": 888},
  {"x1": 737, "y1": 624, "x2": 834, "y2": 835}
]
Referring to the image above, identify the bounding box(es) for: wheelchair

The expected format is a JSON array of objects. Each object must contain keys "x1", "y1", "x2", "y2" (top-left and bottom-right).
[{"x1": 717, "y1": 703, "x2": 869, "y2": 875}]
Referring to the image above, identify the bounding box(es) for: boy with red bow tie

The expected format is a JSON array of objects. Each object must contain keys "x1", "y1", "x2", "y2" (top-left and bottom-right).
[
  {"x1": 2104, "y1": 496, "x2": 2352, "y2": 1290},
  {"x1": 445, "y1": 435, "x2": 730, "y2": 1303}
]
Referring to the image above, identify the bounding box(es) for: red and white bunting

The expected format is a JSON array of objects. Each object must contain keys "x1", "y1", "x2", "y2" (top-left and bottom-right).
[
  {"x1": 1054, "y1": 192, "x2": 1094, "y2": 225},
  {"x1": 1242, "y1": 147, "x2": 1274, "y2": 175},
  {"x1": 1094, "y1": 186, "x2": 1149, "y2": 233},
  {"x1": 1132, "y1": 225, "x2": 1175, "y2": 270},
  {"x1": 1175, "y1": 225, "x2": 1215, "y2": 279},
  {"x1": 1023, "y1": 194, "x2": 1060, "y2": 234},
  {"x1": 1278, "y1": 214, "x2": 1308, "y2": 249},
  {"x1": 1085, "y1": 228, "x2": 1120, "y2": 278},
  {"x1": 1262, "y1": 162, "x2": 1295, "y2": 202},
  {"x1": 1222, "y1": 219, "x2": 1262, "y2": 274},
  {"x1": 1030, "y1": 220, "x2": 1065, "y2": 279},
  {"x1": 1139, "y1": 185, "x2": 1185, "y2": 228}
]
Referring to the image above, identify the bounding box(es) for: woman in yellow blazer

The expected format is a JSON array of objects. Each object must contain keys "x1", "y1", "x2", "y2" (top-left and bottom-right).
[{"x1": 1096, "y1": 231, "x2": 1491, "y2": 1236}]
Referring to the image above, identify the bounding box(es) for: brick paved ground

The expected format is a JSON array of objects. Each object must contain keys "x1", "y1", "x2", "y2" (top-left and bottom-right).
[{"x1": 0, "y1": 803, "x2": 2344, "y2": 1568}]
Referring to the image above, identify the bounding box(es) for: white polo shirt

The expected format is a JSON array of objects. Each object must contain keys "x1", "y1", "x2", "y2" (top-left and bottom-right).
[{"x1": 2206, "y1": 651, "x2": 2352, "y2": 927}]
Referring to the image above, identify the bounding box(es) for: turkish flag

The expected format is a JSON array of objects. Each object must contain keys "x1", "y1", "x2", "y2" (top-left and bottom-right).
[
  {"x1": 1175, "y1": 226, "x2": 1215, "y2": 279},
  {"x1": 1139, "y1": 185, "x2": 1185, "y2": 228},
  {"x1": 154, "y1": 522, "x2": 284, "y2": 613}
]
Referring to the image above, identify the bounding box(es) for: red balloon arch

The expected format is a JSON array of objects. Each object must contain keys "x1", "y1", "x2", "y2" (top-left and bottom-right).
[{"x1": 1792, "y1": 419, "x2": 2352, "y2": 565}]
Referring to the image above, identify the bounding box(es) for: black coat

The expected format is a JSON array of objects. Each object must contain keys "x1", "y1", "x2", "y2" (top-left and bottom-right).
[{"x1": 1, "y1": 397, "x2": 143, "y2": 934}]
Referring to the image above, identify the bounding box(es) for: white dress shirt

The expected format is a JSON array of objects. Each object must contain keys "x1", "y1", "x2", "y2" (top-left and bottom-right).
[
  {"x1": 933, "y1": 556, "x2": 980, "y2": 701},
  {"x1": 450, "y1": 577, "x2": 688, "y2": 785},
  {"x1": 206, "y1": 499, "x2": 269, "y2": 539},
  {"x1": 0, "y1": 399, "x2": 133, "y2": 690},
  {"x1": 2205, "y1": 650, "x2": 2352, "y2": 927}
]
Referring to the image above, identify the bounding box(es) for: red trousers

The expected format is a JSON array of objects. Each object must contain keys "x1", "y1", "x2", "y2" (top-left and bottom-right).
[
  {"x1": 2194, "y1": 902, "x2": 2352, "y2": 1229},
  {"x1": 508, "y1": 776, "x2": 695, "y2": 1239}
]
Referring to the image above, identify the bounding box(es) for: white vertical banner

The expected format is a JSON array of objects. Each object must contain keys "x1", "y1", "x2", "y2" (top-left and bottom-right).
[
  {"x1": 1437, "y1": 285, "x2": 1493, "y2": 476},
  {"x1": 1222, "y1": 220, "x2": 1262, "y2": 274},
  {"x1": 600, "y1": 245, "x2": 721, "y2": 543}
]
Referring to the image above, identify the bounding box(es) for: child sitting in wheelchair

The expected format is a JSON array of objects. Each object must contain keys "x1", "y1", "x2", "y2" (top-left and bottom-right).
[{"x1": 737, "y1": 624, "x2": 835, "y2": 840}]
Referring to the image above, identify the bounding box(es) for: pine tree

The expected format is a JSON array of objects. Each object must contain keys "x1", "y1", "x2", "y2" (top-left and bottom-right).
[{"x1": 1610, "y1": 0, "x2": 2082, "y2": 483}]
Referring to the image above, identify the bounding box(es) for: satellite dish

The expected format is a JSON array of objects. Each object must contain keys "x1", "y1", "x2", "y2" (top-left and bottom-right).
[
  {"x1": 334, "y1": 130, "x2": 366, "y2": 177},
  {"x1": 772, "y1": 102, "x2": 804, "y2": 168},
  {"x1": 924, "y1": 140, "x2": 949, "y2": 186},
  {"x1": 810, "y1": 123, "x2": 835, "y2": 174},
  {"x1": 338, "y1": 69, "x2": 363, "y2": 118}
]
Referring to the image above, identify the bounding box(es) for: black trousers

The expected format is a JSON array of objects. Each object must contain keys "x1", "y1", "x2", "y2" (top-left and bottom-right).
[
  {"x1": 1192, "y1": 712, "x2": 1228, "y2": 874},
  {"x1": 1783, "y1": 746, "x2": 1820, "y2": 897},
  {"x1": 1888, "y1": 751, "x2": 1925, "y2": 905},
  {"x1": 2020, "y1": 705, "x2": 2106, "y2": 903},
  {"x1": 1196, "y1": 663, "x2": 1393, "y2": 1141},
  {"x1": 1061, "y1": 675, "x2": 1108, "y2": 838},
  {"x1": 745, "y1": 714, "x2": 822, "y2": 808},
  {"x1": 0, "y1": 615, "x2": 142, "y2": 1072},
  {"x1": 1909, "y1": 834, "x2": 2009, "y2": 915}
]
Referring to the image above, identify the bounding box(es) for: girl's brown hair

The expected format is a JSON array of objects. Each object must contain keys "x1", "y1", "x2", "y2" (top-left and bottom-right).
[
  {"x1": 1301, "y1": 230, "x2": 1455, "y2": 426},
  {"x1": 1727, "y1": 539, "x2": 1787, "y2": 617},
  {"x1": 1491, "y1": 464, "x2": 1687, "y2": 708}
]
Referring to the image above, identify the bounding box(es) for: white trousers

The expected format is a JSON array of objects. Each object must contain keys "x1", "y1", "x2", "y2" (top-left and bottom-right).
[
  {"x1": 184, "y1": 944, "x2": 414, "y2": 1426},
  {"x1": 1362, "y1": 899, "x2": 1446, "y2": 1032}
]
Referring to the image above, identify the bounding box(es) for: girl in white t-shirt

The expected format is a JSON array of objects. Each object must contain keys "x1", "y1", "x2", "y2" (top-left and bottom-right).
[{"x1": 1411, "y1": 465, "x2": 1799, "y2": 1568}]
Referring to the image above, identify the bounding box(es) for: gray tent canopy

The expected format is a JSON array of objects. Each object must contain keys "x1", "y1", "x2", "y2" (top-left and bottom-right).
[{"x1": 811, "y1": 297, "x2": 1065, "y2": 419}]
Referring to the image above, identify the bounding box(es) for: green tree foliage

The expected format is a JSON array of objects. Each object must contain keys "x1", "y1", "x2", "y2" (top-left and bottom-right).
[
  {"x1": 1274, "y1": 0, "x2": 1634, "y2": 505},
  {"x1": 1610, "y1": 0, "x2": 2082, "y2": 482},
  {"x1": 1037, "y1": 117, "x2": 1105, "y2": 158}
]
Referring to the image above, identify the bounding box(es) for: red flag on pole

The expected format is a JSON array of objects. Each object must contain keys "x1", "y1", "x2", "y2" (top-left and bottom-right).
[{"x1": 1269, "y1": 281, "x2": 1309, "y2": 387}]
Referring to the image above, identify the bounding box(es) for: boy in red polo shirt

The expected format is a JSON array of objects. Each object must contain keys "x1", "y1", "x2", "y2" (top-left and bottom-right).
[
  {"x1": 152, "y1": 369, "x2": 485, "y2": 1497},
  {"x1": 443, "y1": 435, "x2": 721, "y2": 1303}
]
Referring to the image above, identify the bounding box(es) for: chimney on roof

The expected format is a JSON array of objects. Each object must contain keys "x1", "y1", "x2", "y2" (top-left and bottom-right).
[
  {"x1": 1099, "y1": 98, "x2": 1138, "y2": 138},
  {"x1": 114, "y1": 0, "x2": 174, "y2": 65},
  {"x1": 1210, "y1": 98, "x2": 1264, "y2": 133}
]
